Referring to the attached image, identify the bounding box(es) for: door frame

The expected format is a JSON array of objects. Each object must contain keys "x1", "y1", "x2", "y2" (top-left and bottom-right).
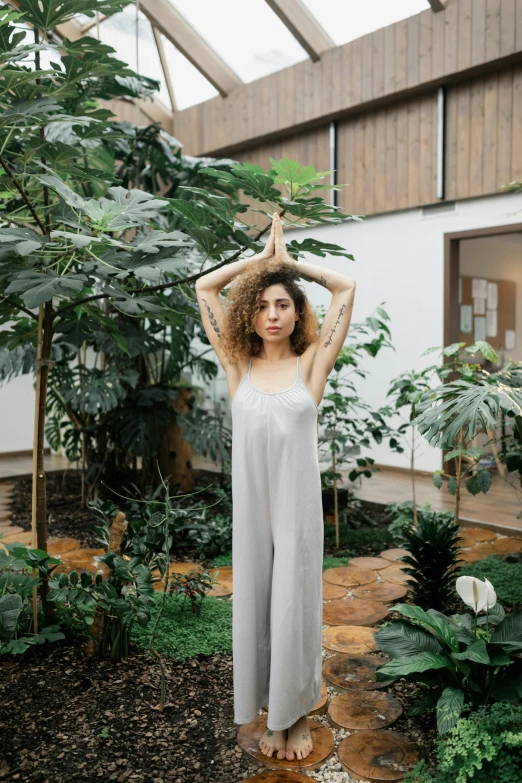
[{"x1": 444, "y1": 222, "x2": 522, "y2": 347}]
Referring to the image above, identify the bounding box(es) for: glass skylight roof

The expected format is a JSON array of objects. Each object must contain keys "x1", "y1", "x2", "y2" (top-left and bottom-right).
[
  {"x1": 168, "y1": 0, "x2": 309, "y2": 83},
  {"x1": 301, "y1": 0, "x2": 430, "y2": 46},
  {"x1": 90, "y1": 6, "x2": 172, "y2": 109},
  {"x1": 66, "y1": 1, "x2": 434, "y2": 112}
]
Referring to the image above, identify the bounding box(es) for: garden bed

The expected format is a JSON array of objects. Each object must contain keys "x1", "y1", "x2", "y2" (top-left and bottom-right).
[{"x1": 0, "y1": 626, "x2": 438, "y2": 783}]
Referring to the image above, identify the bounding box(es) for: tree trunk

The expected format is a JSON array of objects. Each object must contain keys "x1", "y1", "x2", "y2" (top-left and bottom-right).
[
  {"x1": 156, "y1": 387, "x2": 194, "y2": 492},
  {"x1": 35, "y1": 301, "x2": 55, "y2": 623},
  {"x1": 86, "y1": 511, "x2": 128, "y2": 658}
]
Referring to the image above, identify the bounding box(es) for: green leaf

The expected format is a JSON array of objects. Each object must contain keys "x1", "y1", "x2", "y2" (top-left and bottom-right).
[
  {"x1": 131, "y1": 230, "x2": 192, "y2": 254},
  {"x1": 490, "y1": 610, "x2": 522, "y2": 654},
  {"x1": 5, "y1": 270, "x2": 87, "y2": 308},
  {"x1": 447, "y1": 476, "x2": 458, "y2": 495},
  {"x1": 406, "y1": 690, "x2": 440, "y2": 716},
  {"x1": 287, "y1": 238, "x2": 354, "y2": 261},
  {"x1": 376, "y1": 652, "x2": 452, "y2": 677},
  {"x1": 475, "y1": 469, "x2": 492, "y2": 493},
  {"x1": 432, "y1": 472, "x2": 443, "y2": 489},
  {"x1": 444, "y1": 447, "x2": 482, "y2": 461},
  {"x1": 436, "y1": 687, "x2": 465, "y2": 734},
  {"x1": 0, "y1": 593, "x2": 22, "y2": 642},
  {"x1": 18, "y1": 0, "x2": 133, "y2": 33},
  {"x1": 393, "y1": 604, "x2": 460, "y2": 652},
  {"x1": 465, "y1": 475, "x2": 481, "y2": 496},
  {"x1": 451, "y1": 638, "x2": 491, "y2": 665},
  {"x1": 466, "y1": 341, "x2": 499, "y2": 363},
  {"x1": 374, "y1": 621, "x2": 442, "y2": 657}
]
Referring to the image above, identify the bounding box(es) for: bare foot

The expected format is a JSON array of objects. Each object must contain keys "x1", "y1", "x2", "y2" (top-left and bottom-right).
[
  {"x1": 258, "y1": 728, "x2": 287, "y2": 759},
  {"x1": 285, "y1": 715, "x2": 313, "y2": 761}
]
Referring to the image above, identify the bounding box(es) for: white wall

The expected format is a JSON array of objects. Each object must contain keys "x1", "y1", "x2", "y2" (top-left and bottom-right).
[{"x1": 3, "y1": 191, "x2": 522, "y2": 465}]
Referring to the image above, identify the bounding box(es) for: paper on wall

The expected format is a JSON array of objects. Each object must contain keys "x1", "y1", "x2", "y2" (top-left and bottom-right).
[
  {"x1": 474, "y1": 316, "x2": 486, "y2": 342},
  {"x1": 460, "y1": 304, "x2": 473, "y2": 333},
  {"x1": 486, "y1": 309, "x2": 497, "y2": 338},
  {"x1": 472, "y1": 278, "x2": 488, "y2": 299},
  {"x1": 486, "y1": 282, "x2": 498, "y2": 309},
  {"x1": 474, "y1": 297, "x2": 486, "y2": 315},
  {"x1": 506, "y1": 330, "x2": 516, "y2": 350}
]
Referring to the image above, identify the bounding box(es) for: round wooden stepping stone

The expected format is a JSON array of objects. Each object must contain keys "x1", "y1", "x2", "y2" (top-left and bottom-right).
[
  {"x1": 338, "y1": 729, "x2": 420, "y2": 781},
  {"x1": 323, "y1": 653, "x2": 392, "y2": 691},
  {"x1": 56, "y1": 558, "x2": 104, "y2": 575},
  {"x1": 458, "y1": 548, "x2": 492, "y2": 563},
  {"x1": 207, "y1": 579, "x2": 233, "y2": 597},
  {"x1": 1, "y1": 530, "x2": 32, "y2": 545},
  {"x1": 323, "y1": 598, "x2": 389, "y2": 627},
  {"x1": 456, "y1": 537, "x2": 476, "y2": 548},
  {"x1": 237, "y1": 715, "x2": 334, "y2": 772},
  {"x1": 323, "y1": 582, "x2": 348, "y2": 601},
  {"x1": 0, "y1": 524, "x2": 24, "y2": 536},
  {"x1": 379, "y1": 565, "x2": 412, "y2": 585},
  {"x1": 349, "y1": 557, "x2": 390, "y2": 570},
  {"x1": 63, "y1": 548, "x2": 105, "y2": 561},
  {"x1": 352, "y1": 582, "x2": 408, "y2": 604},
  {"x1": 328, "y1": 689, "x2": 403, "y2": 730},
  {"x1": 47, "y1": 538, "x2": 81, "y2": 555},
  {"x1": 459, "y1": 527, "x2": 496, "y2": 542},
  {"x1": 491, "y1": 537, "x2": 522, "y2": 554},
  {"x1": 208, "y1": 565, "x2": 233, "y2": 580},
  {"x1": 244, "y1": 771, "x2": 312, "y2": 781},
  {"x1": 380, "y1": 548, "x2": 408, "y2": 562},
  {"x1": 263, "y1": 681, "x2": 328, "y2": 717},
  {"x1": 169, "y1": 561, "x2": 203, "y2": 575},
  {"x1": 323, "y1": 567, "x2": 376, "y2": 588},
  {"x1": 322, "y1": 626, "x2": 378, "y2": 655}
]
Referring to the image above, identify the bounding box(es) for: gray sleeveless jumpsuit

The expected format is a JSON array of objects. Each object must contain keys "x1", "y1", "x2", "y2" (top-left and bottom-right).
[{"x1": 230, "y1": 354, "x2": 324, "y2": 731}]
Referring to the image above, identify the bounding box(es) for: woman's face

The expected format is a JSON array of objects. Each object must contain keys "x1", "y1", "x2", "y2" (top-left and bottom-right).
[{"x1": 254, "y1": 284, "x2": 297, "y2": 341}]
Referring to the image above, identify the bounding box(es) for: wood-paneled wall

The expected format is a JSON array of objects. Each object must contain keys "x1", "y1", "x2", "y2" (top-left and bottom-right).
[
  {"x1": 445, "y1": 64, "x2": 522, "y2": 199},
  {"x1": 174, "y1": 0, "x2": 522, "y2": 157},
  {"x1": 336, "y1": 93, "x2": 438, "y2": 216},
  {"x1": 226, "y1": 62, "x2": 522, "y2": 220},
  {"x1": 227, "y1": 126, "x2": 331, "y2": 229}
]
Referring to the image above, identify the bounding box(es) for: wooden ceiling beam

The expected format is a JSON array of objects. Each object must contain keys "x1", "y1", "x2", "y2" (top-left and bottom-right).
[
  {"x1": 265, "y1": 0, "x2": 335, "y2": 61},
  {"x1": 427, "y1": 0, "x2": 448, "y2": 12},
  {"x1": 152, "y1": 26, "x2": 177, "y2": 111},
  {"x1": 139, "y1": 0, "x2": 242, "y2": 96}
]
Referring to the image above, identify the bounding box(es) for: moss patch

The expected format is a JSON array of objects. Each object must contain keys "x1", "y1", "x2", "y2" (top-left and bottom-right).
[{"x1": 131, "y1": 592, "x2": 232, "y2": 661}]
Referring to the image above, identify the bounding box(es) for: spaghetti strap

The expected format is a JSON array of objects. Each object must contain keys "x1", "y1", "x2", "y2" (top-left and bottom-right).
[
  {"x1": 247, "y1": 356, "x2": 252, "y2": 376},
  {"x1": 296, "y1": 354, "x2": 301, "y2": 379}
]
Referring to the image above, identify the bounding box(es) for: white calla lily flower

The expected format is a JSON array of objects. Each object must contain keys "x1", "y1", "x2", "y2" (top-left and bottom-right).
[
  {"x1": 484, "y1": 577, "x2": 497, "y2": 608},
  {"x1": 455, "y1": 575, "x2": 489, "y2": 613}
]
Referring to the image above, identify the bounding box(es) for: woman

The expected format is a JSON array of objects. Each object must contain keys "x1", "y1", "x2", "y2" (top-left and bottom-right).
[{"x1": 195, "y1": 213, "x2": 356, "y2": 762}]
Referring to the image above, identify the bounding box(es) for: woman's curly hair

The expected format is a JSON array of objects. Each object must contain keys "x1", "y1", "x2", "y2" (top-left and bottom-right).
[{"x1": 220, "y1": 255, "x2": 320, "y2": 364}]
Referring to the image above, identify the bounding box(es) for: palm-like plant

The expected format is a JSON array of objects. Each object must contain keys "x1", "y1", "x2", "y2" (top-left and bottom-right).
[{"x1": 398, "y1": 513, "x2": 463, "y2": 612}]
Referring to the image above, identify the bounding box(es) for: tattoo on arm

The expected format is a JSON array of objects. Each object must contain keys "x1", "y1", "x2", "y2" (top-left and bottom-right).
[
  {"x1": 311, "y1": 274, "x2": 327, "y2": 287},
  {"x1": 324, "y1": 303, "x2": 347, "y2": 347},
  {"x1": 201, "y1": 297, "x2": 222, "y2": 339}
]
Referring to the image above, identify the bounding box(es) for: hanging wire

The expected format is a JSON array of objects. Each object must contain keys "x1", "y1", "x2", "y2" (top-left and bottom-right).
[{"x1": 135, "y1": 0, "x2": 141, "y2": 189}]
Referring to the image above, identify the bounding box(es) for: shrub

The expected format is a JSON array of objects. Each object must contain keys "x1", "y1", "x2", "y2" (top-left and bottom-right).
[
  {"x1": 0, "y1": 543, "x2": 64, "y2": 655},
  {"x1": 385, "y1": 500, "x2": 454, "y2": 543},
  {"x1": 399, "y1": 513, "x2": 463, "y2": 611},
  {"x1": 405, "y1": 703, "x2": 522, "y2": 783},
  {"x1": 375, "y1": 593, "x2": 522, "y2": 733}
]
